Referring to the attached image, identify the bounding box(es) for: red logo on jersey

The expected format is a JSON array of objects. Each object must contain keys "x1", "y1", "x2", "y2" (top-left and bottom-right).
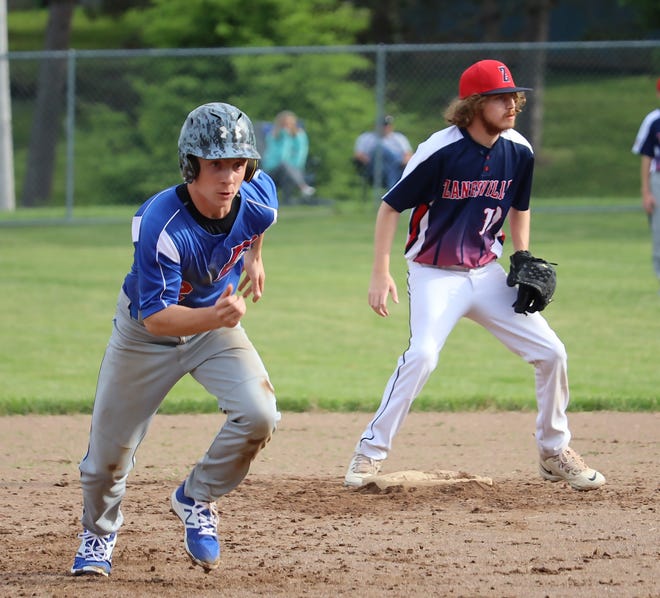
[
  {"x1": 215, "y1": 235, "x2": 258, "y2": 281},
  {"x1": 178, "y1": 280, "x2": 193, "y2": 302}
]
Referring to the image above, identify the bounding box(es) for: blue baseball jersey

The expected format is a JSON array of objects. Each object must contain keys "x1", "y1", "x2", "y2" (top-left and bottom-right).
[
  {"x1": 383, "y1": 125, "x2": 534, "y2": 269},
  {"x1": 122, "y1": 169, "x2": 278, "y2": 321},
  {"x1": 632, "y1": 108, "x2": 660, "y2": 172}
]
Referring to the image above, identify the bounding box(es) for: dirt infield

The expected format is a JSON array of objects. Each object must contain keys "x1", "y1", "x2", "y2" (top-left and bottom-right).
[{"x1": 0, "y1": 411, "x2": 657, "y2": 598}]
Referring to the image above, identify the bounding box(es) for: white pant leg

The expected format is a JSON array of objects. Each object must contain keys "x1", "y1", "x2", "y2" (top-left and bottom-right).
[
  {"x1": 357, "y1": 262, "x2": 472, "y2": 460},
  {"x1": 466, "y1": 263, "x2": 571, "y2": 458},
  {"x1": 649, "y1": 171, "x2": 660, "y2": 280}
]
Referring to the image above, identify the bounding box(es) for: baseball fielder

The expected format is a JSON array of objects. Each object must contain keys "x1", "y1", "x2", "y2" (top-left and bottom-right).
[
  {"x1": 345, "y1": 59, "x2": 606, "y2": 492},
  {"x1": 71, "y1": 103, "x2": 279, "y2": 576},
  {"x1": 631, "y1": 77, "x2": 660, "y2": 288}
]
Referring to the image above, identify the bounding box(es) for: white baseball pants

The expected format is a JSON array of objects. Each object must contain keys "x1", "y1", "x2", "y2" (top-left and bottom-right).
[{"x1": 356, "y1": 260, "x2": 572, "y2": 461}]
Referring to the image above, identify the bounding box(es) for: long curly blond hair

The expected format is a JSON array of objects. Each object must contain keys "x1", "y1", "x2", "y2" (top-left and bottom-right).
[{"x1": 444, "y1": 93, "x2": 527, "y2": 128}]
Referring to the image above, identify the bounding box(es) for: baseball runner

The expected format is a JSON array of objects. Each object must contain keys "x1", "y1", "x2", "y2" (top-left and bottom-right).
[
  {"x1": 344, "y1": 59, "x2": 606, "y2": 492},
  {"x1": 631, "y1": 77, "x2": 660, "y2": 290},
  {"x1": 71, "y1": 102, "x2": 280, "y2": 576}
]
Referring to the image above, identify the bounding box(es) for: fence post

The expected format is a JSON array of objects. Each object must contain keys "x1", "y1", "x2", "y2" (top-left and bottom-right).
[
  {"x1": 0, "y1": 0, "x2": 15, "y2": 212},
  {"x1": 65, "y1": 49, "x2": 76, "y2": 221},
  {"x1": 371, "y1": 43, "x2": 387, "y2": 204}
]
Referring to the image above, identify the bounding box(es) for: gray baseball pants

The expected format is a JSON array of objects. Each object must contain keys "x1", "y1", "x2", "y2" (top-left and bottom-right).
[{"x1": 78, "y1": 291, "x2": 279, "y2": 536}]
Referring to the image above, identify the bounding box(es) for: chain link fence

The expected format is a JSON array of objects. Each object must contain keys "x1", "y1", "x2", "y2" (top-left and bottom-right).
[{"x1": 3, "y1": 41, "x2": 660, "y2": 219}]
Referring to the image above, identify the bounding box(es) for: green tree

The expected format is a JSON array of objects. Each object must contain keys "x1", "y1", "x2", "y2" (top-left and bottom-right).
[
  {"x1": 21, "y1": 0, "x2": 75, "y2": 207},
  {"x1": 77, "y1": 0, "x2": 375, "y2": 202},
  {"x1": 129, "y1": 0, "x2": 365, "y2": 48}
]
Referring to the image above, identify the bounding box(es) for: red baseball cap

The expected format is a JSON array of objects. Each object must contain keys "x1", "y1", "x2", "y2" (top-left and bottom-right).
[{"x1": 459, "y1": 59, "x2": 532, "y2": 99}]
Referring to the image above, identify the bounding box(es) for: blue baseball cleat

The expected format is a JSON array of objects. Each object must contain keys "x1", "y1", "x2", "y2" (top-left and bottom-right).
[
  {"x1": 71, "y1": 529, "x2": 117, "y2": 577},
  {"x1": 170, "y1": 482, "x2": 220, "y2": 571}
]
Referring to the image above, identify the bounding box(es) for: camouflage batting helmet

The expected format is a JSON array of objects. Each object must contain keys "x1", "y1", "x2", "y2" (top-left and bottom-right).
[{"x1": 178, "y1": 102, "x2": 261, "y2": 183}]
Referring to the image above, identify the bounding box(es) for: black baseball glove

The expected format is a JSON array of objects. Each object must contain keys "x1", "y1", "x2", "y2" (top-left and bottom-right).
[{"x1": 506, "y1": 250, "x2": 557, "y2": 314}]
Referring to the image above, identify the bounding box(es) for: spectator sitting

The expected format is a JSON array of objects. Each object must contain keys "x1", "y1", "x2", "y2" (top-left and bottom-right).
[
  {"x1": 354, "y1": 115, "x2": 413, "y2": 189},
  {"x1": 261, "y1": 110, "x2": 315, "y2": 203}
]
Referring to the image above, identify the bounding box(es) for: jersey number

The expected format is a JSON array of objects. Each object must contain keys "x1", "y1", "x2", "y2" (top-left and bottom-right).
[{"x1": 478, "y1": 206, "x2": 503, "y2": 236}]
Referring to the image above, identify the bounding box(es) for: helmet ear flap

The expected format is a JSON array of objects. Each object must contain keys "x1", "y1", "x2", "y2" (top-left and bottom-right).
[
  {"x1": 244, "y1": 159, "x2": 259, "y2": 182},
  {"x1": 182, "y1": 155, "x2": 200, "y2": 183}
]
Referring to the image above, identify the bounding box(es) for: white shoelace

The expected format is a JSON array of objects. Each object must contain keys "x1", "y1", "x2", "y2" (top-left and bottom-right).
[
  {"x1": 351, "y1": 454, "x2": 380, "y2": 474},
  {"x1": 556, "y1": 447, "x2": 588, "y2": 474},
  {"x1": 185, "y1": 501, "x2": 219, "y2": 536},
  {"x1": 78, "y1": 530, "x2": 116, "y2": 561}
]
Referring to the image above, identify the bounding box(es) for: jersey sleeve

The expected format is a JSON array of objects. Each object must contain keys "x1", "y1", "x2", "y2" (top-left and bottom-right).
[
  {"x1": 382, "y1": 153, "x2": 437, "y2": 212},
  {"x1": 499, "y1": 129, "x2": 534, "y2": 212},
  {"x1": 632, "y1": 110, "x2": 660, "y2": 157},
  {"x1": 242, "y1": 169, "x2": 279, "y2": 215},
  {"x1": 132, "y1": 216, "x2": 185, "y2": 320}
]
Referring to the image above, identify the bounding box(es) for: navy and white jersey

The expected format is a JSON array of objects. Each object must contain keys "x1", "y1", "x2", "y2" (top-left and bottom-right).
[
  {"x1": 122, "y1": 169, "x2": 278, "y2": 321},
  {"x1": 383, "y1": 125, "x2": 534, "y2": 269},
  {"x1": 632, "y1": 108, "x2": 660, "y2": 172}
]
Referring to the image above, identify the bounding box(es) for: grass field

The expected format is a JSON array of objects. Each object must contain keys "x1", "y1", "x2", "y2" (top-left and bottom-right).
[{"x1": 0, "y1": 198, "x2": 657, "y2": 415}]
